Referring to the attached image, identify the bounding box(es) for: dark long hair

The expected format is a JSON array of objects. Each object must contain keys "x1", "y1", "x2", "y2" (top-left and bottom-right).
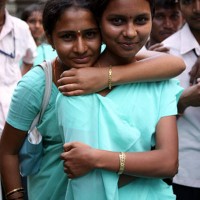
[
  {"x1": 96, "y1": 0, "x2": 155, "y2": 20},
  {"x1": 21, "y1": 3, "x2": 44, "y2": 22},
  {"x1": 43, "y1": 0, "x2": 99, "y2": 37}
]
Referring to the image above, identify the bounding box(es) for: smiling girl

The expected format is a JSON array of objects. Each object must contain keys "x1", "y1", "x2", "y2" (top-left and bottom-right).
[{"x1": 57, "y1": 0, "x2": 182, "y2": 199}]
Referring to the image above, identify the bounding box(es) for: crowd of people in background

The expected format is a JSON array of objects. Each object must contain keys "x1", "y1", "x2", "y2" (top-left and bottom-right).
[
  {"x1": 145, "y1": 0, "x2": 184, "y2": 52},
  {"x1": 0, "y1": 0, "x2": 37, "y2": 199},
  {"x1": 21, "y1": 3, "x2": 57, "y2": 66},
  {"x1": 163, "y1": 1, "x2": 200, "y2": 199},
  {"x1": 0, "y1": 0, "x2": 199, "y2": 200}
]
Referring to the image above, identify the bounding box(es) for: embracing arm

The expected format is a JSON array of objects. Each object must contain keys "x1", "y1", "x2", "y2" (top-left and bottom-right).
[
  {"x1": 113, "y1": 50, "x2": 185, "y2": 84},
  {"x1": 58, "y1": 51, "x2": 185, "y2": 95},
  {"x1": 61, "y1": 116, "x2": 178, "y2": 180},
  {"x1": 0, "y1": 123, "x2": 27, "y2": 199}
]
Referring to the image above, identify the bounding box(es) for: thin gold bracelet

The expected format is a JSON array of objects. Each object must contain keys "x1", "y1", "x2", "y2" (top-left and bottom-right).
[
  {"x1": 6, "y1": 188, "x2": 24, "y2": 199},
  {"x1": 118, "y1": 152, "x2": 126, "y2": 175},
  {"x1": 108, "y1": 65, "x2": 112, "y2": 90}
]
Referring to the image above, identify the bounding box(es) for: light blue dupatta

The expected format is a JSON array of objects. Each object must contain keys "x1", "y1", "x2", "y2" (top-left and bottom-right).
[{"x1": 56, "y1": 92, "x2": 142, "y2": 200}]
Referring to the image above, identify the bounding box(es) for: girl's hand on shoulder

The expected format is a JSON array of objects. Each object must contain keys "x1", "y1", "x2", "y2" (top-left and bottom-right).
[
  {"x1": 58, "y1": 67, "x2": 107, "y2": 96},
  {"x1": 60, "y1": 142, "x2": 96, "y2": 178}
]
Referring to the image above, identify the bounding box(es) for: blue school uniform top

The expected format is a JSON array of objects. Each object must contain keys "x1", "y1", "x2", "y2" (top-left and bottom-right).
[
  {"x1": 56, "y1": 79, "x2": 182, "y2": 200},
  {"x1": 7, "y1": 66, "x2": 68, "y2": 200}
]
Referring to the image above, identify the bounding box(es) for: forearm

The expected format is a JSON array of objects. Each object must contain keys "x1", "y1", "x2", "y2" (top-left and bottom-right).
[
  {"x1": 62, "y1": 117, "x2": 178, "y2": 180},
  {"x1": 112, "y1": 53, "x2": 185, "y2": 85},
  {"x1": 93, "y1": 149, "x2": 177, "y2": 178},
  {"x1": 0, "y1": 155, "x2": 23, "y2": 194},
  {"x1": 57, "y1": 52, "x2": 185, "y2": 96},
  {"x1": 0, "y1": 123, "x2": 27, "y2": 199},
  {"x1": 94, "y1": 117, "x2": 178, "y2": 178}
]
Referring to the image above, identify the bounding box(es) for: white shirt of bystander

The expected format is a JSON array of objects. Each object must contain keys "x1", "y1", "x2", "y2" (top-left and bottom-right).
[
  {"x1": 163, "y1": 23, "x2": 200, "y2": 188},
  {"x1": 0, "y1": 9, "x2": 37, "y2": 135}
]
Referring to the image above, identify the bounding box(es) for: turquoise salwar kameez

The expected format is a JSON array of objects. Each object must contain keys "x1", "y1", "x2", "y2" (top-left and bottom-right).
[{"x1": 56, "y1": 79, "x2": 182, "y2": 200}]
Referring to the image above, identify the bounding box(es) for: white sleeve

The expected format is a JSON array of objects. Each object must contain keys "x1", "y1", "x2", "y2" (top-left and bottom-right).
[{"x1": 22, "y1": 25, "x2": 37, "y2": 64}]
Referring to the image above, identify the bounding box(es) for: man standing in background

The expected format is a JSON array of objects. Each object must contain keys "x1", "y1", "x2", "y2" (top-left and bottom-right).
[
  {"x1": 163, "y1": 0, "x2": 200, "y2": 199},
  {"x1": 0, "y1": 1, "x2": 36, "y2": 198},
  {"x1": 146, "y1": 0, "x2": 184, "y2": 52},
  {"x1": 0, "y1": 0, "x2": 37, "y2": 136}
]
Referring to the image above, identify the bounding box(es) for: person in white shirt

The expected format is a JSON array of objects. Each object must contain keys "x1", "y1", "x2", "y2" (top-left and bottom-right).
[
  {"x1": 0, "y1": 0, "x2": 37, "y2": 136},
  {"x1": 162, "y1": 0, "x2": 200, "y2": 199},
  {"x1": 146, "y1": 0, "x2": 184, "y2": 52},
  {"x1": 0, "y1": 2, "x2": 37, "y2": 199}
]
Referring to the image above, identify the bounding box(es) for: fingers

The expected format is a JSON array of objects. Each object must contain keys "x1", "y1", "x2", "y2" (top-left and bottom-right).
[
  {"x1": 59, "y1": 83, "x2": 92, "y2": 95},
  {"x1": 190, "y1": 77, "x2": 199, "y2": 85},
  {"x1": 62, "y1": 90, "x2": 85, "y2": 96},
  {"x1": 154, "y1": 47, "x2": 169, "y2": 53},
  {"x1": 58, "y1": 68, "x2": 79, "y2": 88},
  {"x1": 58, "y1": 81, "x2": 86, "y2": 95},
  {"x1": 60, "y1": 152, "x2": 66, "y2": 160},
  {"x1": 195, "y1": 69, "x2": 200, "y2": 84},
  {"x1": 63, "y1": 142, "x2": 79, "y2": 151},
  {"x1": 58, "y1": 77, "x2": 77, "y2": 86},
  {"x1": 63, "y1": 143, "x2": 73, "y2": 152},
  {"x1": 149, "y1": 43, "x2": 170, "y2": 53},
  {"x1": 189, "y1": 60, "x2": 200, "y2": 85},
  {"x1": 189, "y1": 67, "x2": 197, "y2": 85},
  {"x1": 67, "y1": 172, "x2": 73, "y2": 179},
  {"x1": 64, "y1": 164, "x2": 70, "y2": 172},
  {"x1": 63, "y1": 160, "x2": 74, "y2": 178},
  {"x1": 149, "y1": 46, "x2": 169, "y2": 53},
  {"x1": 60, "y1": 152, "x2": 74, "y2": 178},
  {"x1": 60, "y1": 68, "x2": 76, "y2": 78},
  {"x1": 149, "y1": 43, "x2": 163, "y2": 49},
  {"x1": 58, "y1": 84, "x2": 81, "y2": 93}
]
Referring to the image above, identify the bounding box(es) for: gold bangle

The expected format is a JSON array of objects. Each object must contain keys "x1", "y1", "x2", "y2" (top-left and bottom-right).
[
  {"x1": 118, "y1": 152, "x2": 126, "y2": 175},
  {"x1": 108, "y1": 66, "x2": 112, "y2": 90},
  {"x1": 6, "y1": 188, "x2": 24, "y2": 198}
]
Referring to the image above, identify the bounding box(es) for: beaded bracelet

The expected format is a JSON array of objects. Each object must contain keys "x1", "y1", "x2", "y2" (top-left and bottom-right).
[
  {"x1": 118, "y1": 152, "x2": 126, "y2": 175},
  {"x1": 108, "y1": 66, "x2": 112, "y2": 90}
]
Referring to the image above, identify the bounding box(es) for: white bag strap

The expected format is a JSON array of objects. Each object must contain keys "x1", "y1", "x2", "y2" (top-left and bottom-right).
[
  {"x1": 29, "y1": 60, "x2": 53, "y2": 132},
  {"x1": 40, "y1": 60, "x2": 53, "y2": 118}
]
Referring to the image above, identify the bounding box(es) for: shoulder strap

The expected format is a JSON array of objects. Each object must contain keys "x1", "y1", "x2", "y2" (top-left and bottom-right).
[
  {"x1": 39, "y1": 60, "x2": 53, "y2": 118},
  {"x1": 29, "y1": 60, "x2": 52, "y2": 132}
]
